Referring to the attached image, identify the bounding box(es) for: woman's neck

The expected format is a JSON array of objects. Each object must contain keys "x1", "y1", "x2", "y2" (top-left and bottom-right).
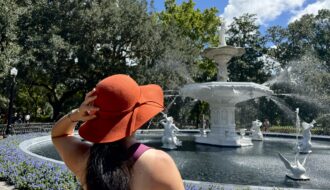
[{"x1": 122, "y1": 135, "x2": 138, "y2": 149}]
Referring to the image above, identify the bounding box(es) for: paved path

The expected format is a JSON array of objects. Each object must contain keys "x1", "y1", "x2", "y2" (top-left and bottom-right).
[{"x1": 0, "y1": 181, "x2": 15, "y2": 190}]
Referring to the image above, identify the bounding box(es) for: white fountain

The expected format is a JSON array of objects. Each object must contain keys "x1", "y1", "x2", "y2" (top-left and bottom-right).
[
  {"x1": 250, "y1": 119, "x2": 263, "y2": 141},
  {"x1": 298, "y1": 120, "x2": 316, "y2": 153},
  {"x1": 278, "y1": 153, "x2": 310, "y2": 180},
  {"x1": 180, "y1": 20, "x2": 273, "y2": 147},
  {"x1": 160, "y1": 114, "x2": 182, "y2": 149}
]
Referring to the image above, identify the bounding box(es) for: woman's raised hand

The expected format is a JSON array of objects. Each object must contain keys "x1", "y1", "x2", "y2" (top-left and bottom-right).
[{"x1": 69, "y1": 89, "x2": 99, "y2": 122}]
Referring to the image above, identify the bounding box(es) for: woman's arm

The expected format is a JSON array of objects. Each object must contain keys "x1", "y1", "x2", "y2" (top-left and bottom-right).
[{"x1": 51, "y1": 89, "x2": 99, "y2": 175}]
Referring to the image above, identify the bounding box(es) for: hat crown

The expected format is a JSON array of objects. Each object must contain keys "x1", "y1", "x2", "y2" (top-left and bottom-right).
[{"x1": 94, "y1": 75, "x2": 140, "y2": 112}]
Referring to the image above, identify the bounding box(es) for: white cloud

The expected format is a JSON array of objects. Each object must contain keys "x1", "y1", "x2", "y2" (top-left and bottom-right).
[
  {"x1": 221, "y1": 0, "x2": 305, "y2": 25},
  {"x1": 289, "y1": 0, "x2": 330, "y2": 23}
]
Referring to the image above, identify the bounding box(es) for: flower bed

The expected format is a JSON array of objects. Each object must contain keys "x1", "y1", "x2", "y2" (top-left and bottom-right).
[{"x1": 0, "y1": 133, "x2": 78, "y2": 190}]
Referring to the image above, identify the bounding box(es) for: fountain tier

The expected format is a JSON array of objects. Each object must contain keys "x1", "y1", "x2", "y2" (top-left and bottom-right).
[
  {"x1": 180, "y1": 82, "x2": 273, "y2": 146},
  {"x1": 203, "y1": 46, "x2": 245, "y2": 81}
]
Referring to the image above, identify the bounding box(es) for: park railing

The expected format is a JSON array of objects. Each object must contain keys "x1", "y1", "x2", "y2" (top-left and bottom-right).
[{"x1": 0, "y1": 123, "x2": 54, "y2": 135}]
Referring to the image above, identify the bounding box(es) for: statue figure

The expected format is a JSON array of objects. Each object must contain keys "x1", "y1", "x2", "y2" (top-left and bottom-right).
[
  {"x1": 239, "y1": 128, "x2": 247, "y2": 138},
  {"x1": 250, "y1": 119, "x2": 263, "y2": 141},
  {"x1": 278, "y1": 153, "x2": 310, "y2": 180},
  {"x1": 298, "y1": 120, "x2": 316, "y2": 154},
  {"x1": 218, "y1": 19, "x2": 227, "y2": 46},
  {"x1": 160, "y1": 115, "x2": 182, "y2": 149}
]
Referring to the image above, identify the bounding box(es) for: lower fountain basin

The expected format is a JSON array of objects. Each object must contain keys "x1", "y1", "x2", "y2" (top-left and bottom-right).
[
  {"x1": 180, "y1": 82, "x2": 273, "y2": 147},
  {"x1": 20, "y1": 133, "x2": 330, "y2": 189}
]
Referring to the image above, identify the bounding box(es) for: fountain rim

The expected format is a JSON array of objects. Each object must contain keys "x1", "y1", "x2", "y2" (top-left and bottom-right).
[
  {"x1": 181, "y1": 81, "x2": 273, "y2": 92},
  {"x1": 202, "y1": 45, "x2": 246, "y2": 58},
  {"x1": 19, "y1": 135, "x2": 65, "y2": 165},
  {"x1": 18, "y1": 133, "x2": 330, "y2": 190}
]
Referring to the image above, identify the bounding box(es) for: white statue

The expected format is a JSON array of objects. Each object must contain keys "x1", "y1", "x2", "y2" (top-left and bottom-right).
[
  {"x1": 239, "y1": 129, "x2": 246, "y2": 138},
  {"x1": 160, "y1": 115, "x2": 182, "y2": 149},
  {"x1": 250, "y1": 119, "x2": 263, "y2": 141},
  {"x1": 218, "y1": 19, "x2": 227, "y2": 46},
  {"x1": 278, "y1": 153, "x2": 310, "y2": 180},
  {"x1": 298, "y1": 120, "x2": 316, "y2": 154}
]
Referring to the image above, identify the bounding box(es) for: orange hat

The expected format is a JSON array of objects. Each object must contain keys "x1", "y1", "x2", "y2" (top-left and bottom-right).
[{"x1": 79, "y1": 74, "x2": 164, "y2": 143}]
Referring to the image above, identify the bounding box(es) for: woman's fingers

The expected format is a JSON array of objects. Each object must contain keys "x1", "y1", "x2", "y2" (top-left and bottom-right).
[
  {"x1": 83, "y1": 95, "x2": 97, "y2": 105},
  {"x1": 85, "y1": 107, "x2": 99, "y2": 115},
  {"x1": 85, "y1": 88, "x2": 96, "y2": 99},
  {"x1": 81, "y1": 107, "x2": 98, "y2": 121},
  {"x1": 79, "y1": 105, "x2": 99, "y2": 115}
]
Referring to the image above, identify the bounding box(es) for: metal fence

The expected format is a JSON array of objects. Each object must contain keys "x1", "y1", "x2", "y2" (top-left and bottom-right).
[{"x1": 0, "y1": 123, "x2": 54, "y2": 135}]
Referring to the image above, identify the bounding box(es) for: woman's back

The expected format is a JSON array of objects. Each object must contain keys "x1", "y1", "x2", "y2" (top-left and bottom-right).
[{"x1": 73, "y1": 142, "x2": 184, "y2": 190}]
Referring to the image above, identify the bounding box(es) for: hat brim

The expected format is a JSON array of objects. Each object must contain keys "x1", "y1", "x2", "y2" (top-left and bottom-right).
[{"x1": 79, "y1": 84, "x2": 164, "y2": 143}]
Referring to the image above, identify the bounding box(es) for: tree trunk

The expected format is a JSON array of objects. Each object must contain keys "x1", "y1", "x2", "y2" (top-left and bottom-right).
[{"x1": 51, "y1": 102, "x2": 62, "y2": 121}]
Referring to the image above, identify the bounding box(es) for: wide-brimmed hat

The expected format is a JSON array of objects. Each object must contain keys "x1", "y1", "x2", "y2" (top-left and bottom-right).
[{"x1": 79, "y1": 74, "x2": 164, "y2": 143}]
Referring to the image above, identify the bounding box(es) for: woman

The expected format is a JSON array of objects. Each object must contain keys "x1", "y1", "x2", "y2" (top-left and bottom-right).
[{"x1": 52, "y1": 74, "x2": 184, "y2": 190}]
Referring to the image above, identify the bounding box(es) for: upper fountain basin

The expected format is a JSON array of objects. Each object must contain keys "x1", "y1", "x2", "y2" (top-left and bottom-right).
[
  {"x1": 202, "y1": 46, "x2": 245, "y2": 60},
  {"x1": 180, "y1": 82, "x2": 273, "y2": 105}
]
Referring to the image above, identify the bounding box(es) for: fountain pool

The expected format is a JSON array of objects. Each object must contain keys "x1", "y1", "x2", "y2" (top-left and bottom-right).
[{"x1": 20, "y1": 133, "x2": 330, "y2": 189}]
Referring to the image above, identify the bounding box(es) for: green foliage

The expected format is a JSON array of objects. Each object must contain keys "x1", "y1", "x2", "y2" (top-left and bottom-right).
[
  {"x1": 158, "y1": 0, "x2": 220, "y2": 83},
  {"x1": 16, "y1": 0, "x2": 180, "y2": 119},
  {"x1": 267, "y1": 9, "x2": 330, "y2": 67},
  {"x1": 0, "y1": 0, "x2": 22, "y2": 111},
  {"x1": 316, "y1": 114, "x2": 330, "y2": 129},
  {"x1": 269, "y1": 125, "x2": 328, "y2": 135},
  {"x1": 227, "y1": 14, "x2": 270, "y2": 83},
  {"x1": 160, "y1": 0, "x2": 220, "y2": 48}
]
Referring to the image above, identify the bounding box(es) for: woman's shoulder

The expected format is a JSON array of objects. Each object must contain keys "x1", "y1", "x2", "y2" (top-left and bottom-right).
[
  {"x1": 132, "y1": 148, "x2": 184, "y2": 190},
  {"x1": 135, "y1": 149, "x2": 175, "y2": 172},
  {"x1": 141, "y1": 148, "x2": 172, "y2": 161}
]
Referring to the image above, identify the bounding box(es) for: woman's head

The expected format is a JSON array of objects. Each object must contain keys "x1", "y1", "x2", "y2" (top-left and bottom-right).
[{"x1": 79, "y1": 74, "x2": 164, "y2": 143}]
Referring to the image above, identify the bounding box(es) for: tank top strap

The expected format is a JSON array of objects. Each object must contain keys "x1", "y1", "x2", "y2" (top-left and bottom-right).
[{"x1": 127, "y1": 143, "x2": 151, "y2": 162}]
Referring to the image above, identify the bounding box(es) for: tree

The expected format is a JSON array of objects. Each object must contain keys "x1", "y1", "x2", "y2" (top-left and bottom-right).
[
  {"x1": 158, "y1": 0, "x2": 220, "y2": 82},
  {"x1": 267, "y1": 9, "x2": 330, "y2": 68},
  {"x1": 14, "y1": 0, "x2": 204, "y2": 120},
  {"x1": 160, "y1": 0, "x2": 220, "y2": 48},
  {"x1": 16, "y1": 0, "x2": 176, "y2": 120},
  {"x1": 227, "y1": 14, "x2": 270, "y2": 83},
  {"x1": 0, "y1": 0, "x2": 21, "y2": 113}
]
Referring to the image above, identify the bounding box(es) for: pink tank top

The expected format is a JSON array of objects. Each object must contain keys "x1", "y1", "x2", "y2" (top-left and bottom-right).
[{"x1": 128, "y1": 143, "x2": 150, "y2": 162}]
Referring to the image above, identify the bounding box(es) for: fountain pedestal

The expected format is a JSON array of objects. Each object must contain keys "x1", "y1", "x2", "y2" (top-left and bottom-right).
[{"x1": 196, "y1": 105, "x2": 252, "y2": 146}]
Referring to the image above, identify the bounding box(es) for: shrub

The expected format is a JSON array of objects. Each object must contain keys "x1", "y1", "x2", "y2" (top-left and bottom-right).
[
  {"x1": 0, "y1": 133, "x2": 79, "y2": 190},
  {"x1": 269, "y1": 125, "x2": 329, "y2": 135}
]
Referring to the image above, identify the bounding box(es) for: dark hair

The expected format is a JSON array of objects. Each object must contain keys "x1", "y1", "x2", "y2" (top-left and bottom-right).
[{"x1": 86, "y1": 140, "x2": 134, "y2": 190}]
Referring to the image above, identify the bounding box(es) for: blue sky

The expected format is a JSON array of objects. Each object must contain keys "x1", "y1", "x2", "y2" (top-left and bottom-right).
[{"x1": 149, "y1": 0, "x2": 329, "y2": 33}]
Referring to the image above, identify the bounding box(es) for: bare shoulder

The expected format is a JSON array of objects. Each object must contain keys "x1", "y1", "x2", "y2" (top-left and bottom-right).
[
  {"x1": 142, "y1": 149, "x2": 174, "y2": 164},
  {"x1": 132, "y1": 149, "x2": 185, "y2": 190}
]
